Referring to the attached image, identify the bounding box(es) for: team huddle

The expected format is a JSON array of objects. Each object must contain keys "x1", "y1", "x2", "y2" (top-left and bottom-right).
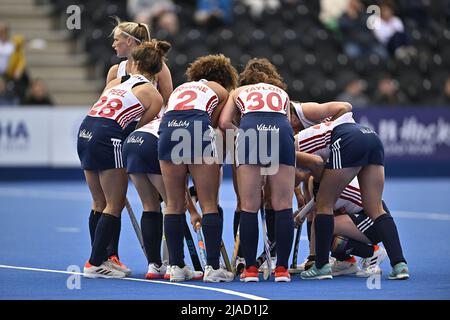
[{"x1": 76, "y1": 19, "x2": 409, "y2": 283}]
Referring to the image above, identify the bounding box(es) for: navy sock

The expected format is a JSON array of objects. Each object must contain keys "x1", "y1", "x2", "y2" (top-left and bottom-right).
[
  {"x1": 233, "y1": 211, "x2": 243, "y2": 257},
  {"x1": 274, "y1": 208, "x2": 294, "y2": 268},
  {"x1": 307, "y1": 220, "x2": 312, "y2": 242},
  {"x1": 89, "y1": 210, "x2": 101, "y2": 246},
  {"x1": 374, "y1": 214, "x2": 406, "y2": 266},
  {"x1": 239, "y1": 211, "x2": 259, "y2": 267},
  {"x1": 89, "y1": 213, "x2": 118, "y2": 266},
  {"x1": 314, "y1": 214, "x2": 334, "y2": 269},
  {"x1": 265, "y1": 209, "x2": 276, "y2": 254},
  {"x1": 141, "y1": 211, "x2": 163, "y2": 265},
  {"x1": 164, "y1": 214, "x2": 185, "y2": 267},
  {"x1": 202, "y1": 213, "x2": 223, "y2": 269},
  {"x1": 106, "y1": 214, "x2": 121, "y2": 258}
]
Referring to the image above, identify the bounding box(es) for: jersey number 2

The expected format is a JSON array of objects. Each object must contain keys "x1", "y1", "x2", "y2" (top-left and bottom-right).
[{"x1": 174, "y1": 90, "x2": 197, "y2": 110}]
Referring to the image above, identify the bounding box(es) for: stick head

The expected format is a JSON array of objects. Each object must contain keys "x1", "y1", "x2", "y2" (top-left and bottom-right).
[{"x1": 263, "y1": 268, "x2": 270, "y2": 280}]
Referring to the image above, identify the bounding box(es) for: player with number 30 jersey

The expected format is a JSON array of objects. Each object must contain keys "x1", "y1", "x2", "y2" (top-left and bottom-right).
[{"x1": 219, "y1": 58, "x2": 295, "y2": 283}]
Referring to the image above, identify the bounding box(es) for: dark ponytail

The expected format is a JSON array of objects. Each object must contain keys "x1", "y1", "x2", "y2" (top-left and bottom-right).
[{"x1": 131, "y1": 39, "x2": 171, "y2": 76}]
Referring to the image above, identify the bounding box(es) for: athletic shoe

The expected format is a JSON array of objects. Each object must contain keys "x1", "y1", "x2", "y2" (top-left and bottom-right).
[
  {"x1": 235, "y1": 256, "x2": 246, "y2": 275},
  {"x1": 168, "y1": 265, "x2": 203, "y2": 282},
  {"x1": 388, "y1": 262, "x2": 409, "y2": 280},
  {"x1": 301, "y1": 263, "x2": 333, "y2": 280},
  {"x1": 83, "y1": 261, "x2": 127, "y2": 279},
  {"x1": 274, "y1": 266, "x2": 291, "y2": 282},
  {"x1": 203, "y1": 265, "x2": 234, "y2": 283},
  {"x1": 332, "y1": 256, "x2": 361, "y2": 276},
  {"x1": 164, "y1": 266, "x2": 170, "y2": 280},
  {"x1": 145, "y1": 262, "x2": 168, "y2": 279},
  {"x1": 108, "y1": 255, "x2": 131, "y2": 276},
  {"x1": 298, "y1": 255, "x2": 316, "y2": 271},
  {"x1": 356, "y1": 245, "x2": 387, "y2": 277},
  {"x1": 258, "y1": 257, "x2": 276, "y2": 273},
  {"x1": 240, "y1": 265, "x2": 259, "y2": 282}
]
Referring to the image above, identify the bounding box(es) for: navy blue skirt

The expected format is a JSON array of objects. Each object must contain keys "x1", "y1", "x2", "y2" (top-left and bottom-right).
[
  {"x1": 158, "y1": 110, "x2": 216, "y2": 164},
  {"x1": 235, "y1": 112, "x2": 295, "y2": 167},
  {"x1": 77, "y1": 116, "x2": 125, "y2": 170},
  {"x1": 326, "y1": 123, "x2": 385, "y2": 169},
  {"x1": 122, "y1": 131, "x2": 161, "y2": 174}
]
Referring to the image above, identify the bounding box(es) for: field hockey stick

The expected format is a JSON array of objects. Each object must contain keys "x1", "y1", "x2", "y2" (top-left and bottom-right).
[
  {"x1": 195, "y1": 223, "x2": 208, "y2": 269},
  {"x1": 220, "y1": 239, "x2": 232, "y2": 272},
  {"x1": 160, "y1": 201, "x2": 169, "y2": 264},
  {"x1": 125, "y1": 198, "x2": 147, "y2": 260},
  {"x1": 256, "y1": 239, "x2": 276, "y2": 268},
  {"x1": 183, "y1": 219, "x2": 203, "y2": 271},
  {"x1": 184, "y1": 185, "x2": 204, "y2": 271},
  {"x1": 231, "y1": 227, "x2": 243, "y2": 277},
  {"x1": 189, "y1": 185, "x2": 232, "y2": 272},
  {"x1": 289, "y1": 199, "x2": 315, "y2": 273},
  {"x1": 259, "y1": 205, "x2": 272, "y2": 280}
]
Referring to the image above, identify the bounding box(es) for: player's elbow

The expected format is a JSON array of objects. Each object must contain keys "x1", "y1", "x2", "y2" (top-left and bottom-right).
[{"x1": 339, "y1": 101, "x2": 353, "y2": 113}]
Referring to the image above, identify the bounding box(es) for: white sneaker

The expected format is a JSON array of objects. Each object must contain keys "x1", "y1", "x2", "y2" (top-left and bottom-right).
[
  {"x1": 258, "y1": 257, "x2": 276, "y2": 273},
  {"x1": 83, "y1": 261, "x2": 127, "y2": 279},
  {"x1": 356, "y1": 245, "x2": 387, "y2": 277},
  {"x1": 332, "y1": 257, "x2": 361, "y2": 276},
  {"x1": 168, "y1": 265, "x2": 204, "y2": 282},
  {"x1": 203, "y1": 265, "x2": 234, "y2": 282},
  {"x1": 145, "y1": 262, "x2": 168, "y2": 279},
  {"x1": 107, "y1": 255, "x2": 131, "y2": 276}
]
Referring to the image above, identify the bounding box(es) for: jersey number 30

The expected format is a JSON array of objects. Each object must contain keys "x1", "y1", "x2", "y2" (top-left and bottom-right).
[{"x1": 247, "y1": 92, "x2": 284, "y2": 111}]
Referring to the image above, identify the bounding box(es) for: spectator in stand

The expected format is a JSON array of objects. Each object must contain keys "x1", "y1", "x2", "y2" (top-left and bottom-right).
[
  {"x1": 319, "y1": 0, "x2": 349, "y2": 32},
  {"x1": 372, "y1": 1, "x2": 417, "y2": 61},
  {"x1": 195, "y1": 0, "x2": 233, "y2": 26},
  {"x1": 372, "y1": 74, "x2": 408, "y2": 106},
  {"x1": 0, "y1": 22, "x2": 29, "y2": 102},
  {"x1": 0, "y1": 76, "x2": 18, "y2": 106},
  {"x1": 22, "y1": 79, "x2": 54, "y2": 106},
  {"x1": 435, "y1": 76, "x2": 450, "y2": 106},
  {"x1": 128, "y1": 0, "x2": 179, "y2": 36},
  {"x1": 336, "y1": 76, "x2": 369, "y2": 107},
  {"x1": 338, "y1": 0, "x2": 388, "y2": 60}
]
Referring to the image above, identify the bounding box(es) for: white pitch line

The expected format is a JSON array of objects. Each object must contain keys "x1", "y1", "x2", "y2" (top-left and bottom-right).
[
  {"x1": 390, "y1": 211, "x2": 450, "y2": 221},
  {"x1": 0, "y1": 264, "x2": 268, "y2": 301}
]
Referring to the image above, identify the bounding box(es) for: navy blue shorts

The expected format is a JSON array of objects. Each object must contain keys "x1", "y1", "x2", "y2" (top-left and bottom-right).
[
  {"x1": 348, "y1": 200, "x2": 390, "y2": 244},
  {"x1": 325, "y1": 123, "x2": 384, "y2": 169},
  {"x1": 77, "y1": 116, "x2": 125, "y2": 170},
  {"x1": 236, "y1": 112, "x2": 295, "y2": 167},
  {"x1": 123, "y1": 120, "x2": 138, "y2": 139},
  {"x1": 122, "y1": 131, "x2": 161, "y2": 174},
  {"x1": 158, "y1": 110, "x2": 216, "y2": 164}
]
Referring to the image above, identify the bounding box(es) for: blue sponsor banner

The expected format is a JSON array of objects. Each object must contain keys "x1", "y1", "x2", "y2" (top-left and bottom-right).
[{"x1": 353, "y1": 107, "x2": 450, "y2": 176}]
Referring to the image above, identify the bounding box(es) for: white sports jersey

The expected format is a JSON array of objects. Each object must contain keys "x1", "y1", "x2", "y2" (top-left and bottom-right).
[
  {"x1": 88, "y1": 74, "x2": 149, "y2": 128},
  {"x1": 236, "y1": 83, "x2": 289, "y2": 115},
  {"x1": 335, "y1": 177, "x2": 363, "y2": 214},
  {"x1": 117, "y1": 60, "x2": 128, "y2": 77},
  {"x1": 165, "y1": 80, "x2": 219, "y2": 116},
  {"x1": 135, "y1": 116, "x2": 161, "y2": 138},
  {"x1": 117, "y1": 59, "x2": 158, "y2": 87},
  {"x1": 296, "y1": 112, "x2": 355, "y2": 160},
  {"x1": 291, "y1": 101, "x2": 316, "y2": 129}
]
